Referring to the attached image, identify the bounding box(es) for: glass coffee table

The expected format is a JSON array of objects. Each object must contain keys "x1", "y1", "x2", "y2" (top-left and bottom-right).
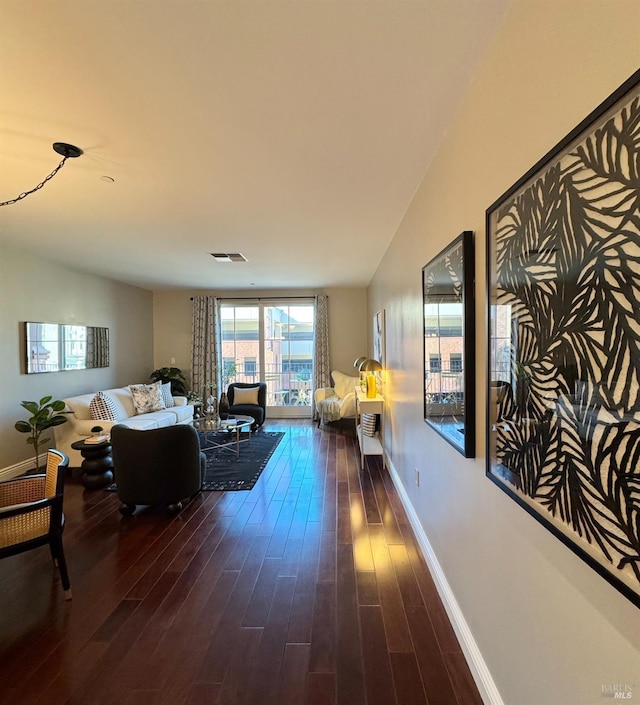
[{"x1": 199, "y1": 414, "x2": 253, "y2": 457}]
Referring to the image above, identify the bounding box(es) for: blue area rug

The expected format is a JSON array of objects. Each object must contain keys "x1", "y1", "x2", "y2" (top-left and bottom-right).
[{"x1": 200, "y1": 430, "x2": 284, "y2": 491}]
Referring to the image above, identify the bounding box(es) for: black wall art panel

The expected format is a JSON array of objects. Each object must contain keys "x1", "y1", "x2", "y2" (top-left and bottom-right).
[{"x1": 486, "y1": 69, "x2": 640, "y2": 607}]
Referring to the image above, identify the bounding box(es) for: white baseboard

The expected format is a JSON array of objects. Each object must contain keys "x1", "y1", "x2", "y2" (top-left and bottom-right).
[
  {"x1": 386, "y1": 457, "x2": 504, "y2": 705},
  {"x1": 0, "y1": 458, "x2": 35, "y2": 482}
]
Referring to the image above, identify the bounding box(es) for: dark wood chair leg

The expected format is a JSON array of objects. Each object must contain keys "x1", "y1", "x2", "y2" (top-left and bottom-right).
[{"x1": 50, "y1": 534, "x2": 72, "y2": 599}]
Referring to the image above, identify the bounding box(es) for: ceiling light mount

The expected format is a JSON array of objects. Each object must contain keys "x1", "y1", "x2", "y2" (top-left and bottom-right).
[
  {"x1": 0, "y1": 141, "x2": 84, "y2": 207},
  {"x1": 52, "y1": 142, "x2": 83, "y2": 159}
]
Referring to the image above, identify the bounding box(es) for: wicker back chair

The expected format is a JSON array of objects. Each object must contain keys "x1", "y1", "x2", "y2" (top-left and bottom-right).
[{"x1": 0, "y1": 449, "x2": 72, "y2": 600}]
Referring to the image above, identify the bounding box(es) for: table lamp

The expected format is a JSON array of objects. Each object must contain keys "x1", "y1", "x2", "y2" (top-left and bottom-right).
[{"x1": 354, "y1": 356, "x2": 368, "y2": 390}]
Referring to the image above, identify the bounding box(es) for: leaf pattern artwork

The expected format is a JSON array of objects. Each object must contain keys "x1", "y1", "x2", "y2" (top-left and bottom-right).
[{"x1": 488, "y1": 78, "x2": 640, "y2": 603}]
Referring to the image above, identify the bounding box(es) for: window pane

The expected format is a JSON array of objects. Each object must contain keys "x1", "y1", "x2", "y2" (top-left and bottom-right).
[
  {"x1": 264, "y1": 304, "x2": 314, "y2": 407},
  {"x1": 221, "y1": 305, "x2": 259, "y2": 385}
]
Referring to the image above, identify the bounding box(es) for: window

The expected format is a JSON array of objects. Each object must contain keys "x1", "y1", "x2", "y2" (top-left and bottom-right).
[
  {"x1": 220, "y1": 300, "x2": 315, "y2": 416},
  {"x1": 244, "y1": 357, "x2": 257, "y2": 375},
  {"x1": 450, "y1": 354, "x2": 463, "y2": 373},
  {"x1": 429, "y1": 354, "x2": 441, "y2": 373}
]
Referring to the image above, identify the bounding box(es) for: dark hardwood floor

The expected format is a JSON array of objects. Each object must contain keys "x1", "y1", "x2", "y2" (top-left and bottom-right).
[{"x1": 0, "y1": 420, "x2": 483, "y2": 705}]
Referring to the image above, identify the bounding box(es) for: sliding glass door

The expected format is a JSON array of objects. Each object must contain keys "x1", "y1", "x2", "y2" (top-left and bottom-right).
[{"x1": 220, "y1": 300, "x2": 315, "y2": 418}]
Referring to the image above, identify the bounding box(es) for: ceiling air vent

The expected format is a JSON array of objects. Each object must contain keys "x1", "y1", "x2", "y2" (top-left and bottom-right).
[{"x1": 209, "y1": 252, "x2": 248, "y2": 263}]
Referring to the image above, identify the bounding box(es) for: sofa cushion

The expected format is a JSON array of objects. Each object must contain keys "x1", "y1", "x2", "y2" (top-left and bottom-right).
[
  {"x1": 164, "y1": 404, "x2": 194, "y2": 424},
  {"x1": 129, "y1": 382, "x2": 166, "y2": 414},
  {"x1": 122, "y1": 415, "x2": 162, "y2": 431},
  {"x1": 100, "y1": 388, "x2": 137, "y2": 419},
  {"x1": 89, "y1": 392, "x2": 118, "y2": 421},
  {"x1": 160, "y1": 382, "x2": 175, "y2": 408},
  {"x1": 137, "y1": 411, "x2": 176, "y2": 428},
  {"x1": 232, "y1": 386, "x2": 260, "y2": 406}
]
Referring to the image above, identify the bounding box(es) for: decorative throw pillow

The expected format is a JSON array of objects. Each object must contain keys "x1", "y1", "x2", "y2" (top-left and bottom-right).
[
  {"x1": 160, "y1": 381, "x2": 175, "y2": 408},
  {"x1": 89, "y1": 392, "x2": 119, "y2": 421},
  {"x1": 361, "y1": 413, "x2": 378, "y2": 437},
  {"x1": 129, "y1": 382, "x2": 166, "y2": 414},
  {"x1": 232, "y1": 386, "x2": 260, "y2": 406}
]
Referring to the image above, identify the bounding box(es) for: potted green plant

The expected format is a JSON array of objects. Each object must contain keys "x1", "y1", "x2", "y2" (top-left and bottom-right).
[
  {"x1": 186, "y1": 390, "x2": 202, "y2": 405},
  {"x1": 14, "y1": 396, "x2": 69, "y2": 471},
  {"x1": 221, "y1": 360, "x2": 237, "y2": 389},
  {"x1": 150, "y1": 366, "x2": 188, "y2": 395}
]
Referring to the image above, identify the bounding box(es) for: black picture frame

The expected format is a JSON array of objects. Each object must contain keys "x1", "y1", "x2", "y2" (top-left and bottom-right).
[
  {"x1": 422, "y1": 231, "x2": 475, "y2": 457},
  {"x1": 486, "y1": 68, "x2": 640, "y2": 608}
]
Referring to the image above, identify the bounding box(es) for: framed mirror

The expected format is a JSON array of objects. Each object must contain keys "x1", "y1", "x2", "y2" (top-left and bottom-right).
[
  {"x1": 24, "y1": 322, "x2": 109, "y2": 373},
  {"x1": 422, "y1": 231, "x2": 475, "y2": 457}
]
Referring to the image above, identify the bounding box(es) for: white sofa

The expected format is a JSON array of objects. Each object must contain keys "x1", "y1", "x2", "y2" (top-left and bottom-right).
[{"x1": 54, "y1": 386, "x2": 194, "y2": 466}]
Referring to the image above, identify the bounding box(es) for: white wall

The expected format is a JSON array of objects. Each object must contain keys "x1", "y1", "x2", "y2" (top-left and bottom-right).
[
  {"x1": 1, "y1": 241, "x2": 154, "y2": 469},
  {"x1": 153, "y1": 287, "x2": 367, "y2": 389},
  {"x1": 369, "y1": 2, "x2": 640, "y2": 704}
]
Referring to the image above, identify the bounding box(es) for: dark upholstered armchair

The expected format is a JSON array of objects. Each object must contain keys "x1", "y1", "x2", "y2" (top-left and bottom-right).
[
  {"x1": 111, "y1": 424, "x2": 205, "y2": 515},
  {"x1": 227, "y1": 382, "x2": 267, "y2": 430}
]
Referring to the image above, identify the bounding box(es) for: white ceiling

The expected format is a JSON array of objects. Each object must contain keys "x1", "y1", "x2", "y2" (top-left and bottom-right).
[{"x1": 0, "y1": 0, "x2": 508, "y2": 291}]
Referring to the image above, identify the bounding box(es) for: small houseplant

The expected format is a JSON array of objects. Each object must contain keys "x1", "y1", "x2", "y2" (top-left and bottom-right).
[
  {"x1": 14, "y1": 396, "x2": 69, "y2": 471},
  {"x1": 150, "y1": 366, "x2": 188, "y2": 396},
  {"x1": 186, "y1": 390, "x2": 202, "y2": 405}
]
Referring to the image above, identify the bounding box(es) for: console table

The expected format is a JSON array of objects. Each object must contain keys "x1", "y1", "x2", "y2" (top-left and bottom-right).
[{"x1": 355, "y1": 387, "x2": 384, "y2": 468}]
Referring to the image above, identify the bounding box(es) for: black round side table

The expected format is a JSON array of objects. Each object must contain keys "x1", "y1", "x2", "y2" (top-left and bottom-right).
[{"x1": 71, "y1": 438, "x2": 114, "y2": 490}]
